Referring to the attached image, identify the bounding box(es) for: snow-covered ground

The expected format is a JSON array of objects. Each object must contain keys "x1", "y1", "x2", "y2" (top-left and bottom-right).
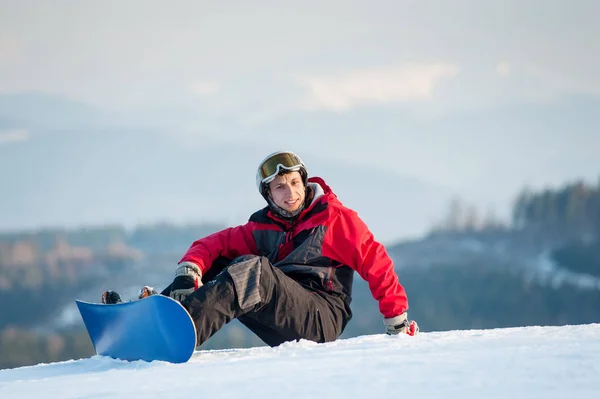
[{"x1": 1, "y1": 324, "x2": 599, "y2": 399}]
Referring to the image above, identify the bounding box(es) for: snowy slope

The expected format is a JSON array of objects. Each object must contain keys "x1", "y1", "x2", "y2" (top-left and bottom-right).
[{"x1": 1, "y1": 324, "x2": 599, "y2": 399}]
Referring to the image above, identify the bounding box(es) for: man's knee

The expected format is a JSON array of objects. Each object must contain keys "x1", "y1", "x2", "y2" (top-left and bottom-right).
[{"x1": 226, "y1": 255, "x2": 270, "y2": 310}]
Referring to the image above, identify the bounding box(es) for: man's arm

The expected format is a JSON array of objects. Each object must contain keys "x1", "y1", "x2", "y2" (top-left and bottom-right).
[
  {"x1": 178, "y1": 223, "x2": 259, "y2": 275},
  {"x1": 321, "y1": 207, "x2": 408, "y2": 319}
]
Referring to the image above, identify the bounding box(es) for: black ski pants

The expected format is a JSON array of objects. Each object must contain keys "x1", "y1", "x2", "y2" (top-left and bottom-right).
[{"x1": 179, "y1": 255, "x2": 348, "y2": 347}]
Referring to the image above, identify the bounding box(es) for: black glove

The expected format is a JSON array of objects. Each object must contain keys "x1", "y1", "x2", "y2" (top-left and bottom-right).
[{"x1": 169, "y1": 262, "x2": 203, "y2": 302}]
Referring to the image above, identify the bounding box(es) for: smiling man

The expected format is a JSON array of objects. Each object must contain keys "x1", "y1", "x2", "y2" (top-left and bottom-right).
[
  {"x1": 103, "y1": 150, "x2": 418, "y2": 347},
  {"x1": 262, "y1": 167, "x2": 306, "y2": 218}
]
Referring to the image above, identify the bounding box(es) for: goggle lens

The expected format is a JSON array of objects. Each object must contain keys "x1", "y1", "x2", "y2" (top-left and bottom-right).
[{"x1": 259, "y1": 152, "x2": 304, "y2": 184}]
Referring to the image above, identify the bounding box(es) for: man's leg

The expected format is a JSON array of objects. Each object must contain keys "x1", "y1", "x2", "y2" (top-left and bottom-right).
[{"x1": 181, "y1": 255, "x2": 345, "y2": 347}]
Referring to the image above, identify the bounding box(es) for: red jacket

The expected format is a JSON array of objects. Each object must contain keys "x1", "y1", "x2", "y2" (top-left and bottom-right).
[{"x1": 179, "y1": 176, "x2": 408, "y2": 319}]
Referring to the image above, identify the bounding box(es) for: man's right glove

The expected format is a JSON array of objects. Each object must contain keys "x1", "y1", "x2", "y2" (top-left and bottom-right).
[
  {"x1": 384, "y1": 313, "x2": 419, "y2": 336},
  {"x1": 169, "y1": 261, "x2": 203, "y2": 302}
]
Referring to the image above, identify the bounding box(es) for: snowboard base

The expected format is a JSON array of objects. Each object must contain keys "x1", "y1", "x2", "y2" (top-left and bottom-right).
[{"x1": 76, "y1": 295, "x2": 197, "y2": 363}]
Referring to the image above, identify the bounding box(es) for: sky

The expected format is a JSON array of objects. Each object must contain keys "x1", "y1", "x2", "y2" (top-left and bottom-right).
[
  {"x1": 0, "y1": 324, "x2": 599, "y2": 398},
  {"x1": 0, "y1": 1, "x2": 599, "y2": 241}
]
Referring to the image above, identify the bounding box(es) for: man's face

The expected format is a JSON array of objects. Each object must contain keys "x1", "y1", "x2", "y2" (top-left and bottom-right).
[{"x1": 267, "y1": 171, "x2": 306, "y2": 213}]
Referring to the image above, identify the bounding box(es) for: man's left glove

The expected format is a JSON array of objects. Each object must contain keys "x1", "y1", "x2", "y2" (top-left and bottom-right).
[
  {"x1": 384, "y1": 313, "x2": 419, "y2": 336},
  {"x1": 169, "y1": 261, "x2": 203, "y2": 302}
]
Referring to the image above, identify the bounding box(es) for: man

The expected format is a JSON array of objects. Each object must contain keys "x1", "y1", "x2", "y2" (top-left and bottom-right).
[{"x1": 104, "y1": 150, "x2": 418, "y2": 346}]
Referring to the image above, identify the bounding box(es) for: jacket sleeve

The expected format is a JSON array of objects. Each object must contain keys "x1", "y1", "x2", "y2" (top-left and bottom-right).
[
  {"x1": 178, "y1": 223, "x2": 259, "y2": 274},
  {"x1": 322, "y1": 207, "x2": 408, "y2": 319}
]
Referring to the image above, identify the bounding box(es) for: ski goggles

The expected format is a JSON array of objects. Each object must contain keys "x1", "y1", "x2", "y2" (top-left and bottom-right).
[{"x1": 258, "y1": 152, "x2": 306, "y2": 185}]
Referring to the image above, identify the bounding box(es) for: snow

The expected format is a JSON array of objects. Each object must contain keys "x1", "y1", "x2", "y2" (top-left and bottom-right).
[
  {"x1": 1, "y1": 324, "x2": 599, "y2": 398},
  {"x1": 528, "y1": 252, "x2": 600, "y2": 291}
]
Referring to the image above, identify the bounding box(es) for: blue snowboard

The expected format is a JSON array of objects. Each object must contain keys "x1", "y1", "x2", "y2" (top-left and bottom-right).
[{"x1": 76, "y1": 295, "x2": 197, "y2": 364}]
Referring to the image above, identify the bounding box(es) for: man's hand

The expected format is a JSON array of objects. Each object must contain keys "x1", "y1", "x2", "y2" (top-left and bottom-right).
[
  {"x1": 384, "y1": 313, "x2": 419, "y2": 336},
  {"x1": 170, "y1": 261, "x2": 203, "y2": 302}
]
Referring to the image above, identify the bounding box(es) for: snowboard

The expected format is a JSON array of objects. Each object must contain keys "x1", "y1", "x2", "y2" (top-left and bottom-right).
[{"x1": 76, "y1": 294, "x2": 197, "y2": 364}]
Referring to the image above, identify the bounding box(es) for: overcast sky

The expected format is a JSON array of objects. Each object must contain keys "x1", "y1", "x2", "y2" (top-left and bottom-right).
[
  {"x1": 1, "y1": 0, "x2": 598, "y2": 107},
  {"x1": 0, "y1": 0, "x2": 599, "y2": 237}
]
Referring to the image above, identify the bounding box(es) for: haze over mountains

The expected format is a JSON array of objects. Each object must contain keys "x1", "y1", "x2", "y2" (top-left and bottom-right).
[
  {"x1": 2, "y1": 92, "x2": 599, "y2": 243},
  {"x1": 0, "y1": 130, "x2": 450, "y2": 243}
]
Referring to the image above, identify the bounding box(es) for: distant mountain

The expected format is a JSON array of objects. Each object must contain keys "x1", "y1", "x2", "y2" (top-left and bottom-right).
[
  {"x1": 0, "y1": 131, "x2": 452, "y2": 243},
  {"x1": 3, "y1": 91, "x2": 599, "y2": 243},
  {"x1": 0, "y1": 117, "x2": 17, "y2": 129},
  {"x1": 0, "y1": 93, "x2": 107, "y2": 130}
]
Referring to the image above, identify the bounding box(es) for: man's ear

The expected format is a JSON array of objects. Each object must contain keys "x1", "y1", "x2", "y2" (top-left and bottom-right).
[{"x1": 305, "y1": 185, "x2": 313, "y2": 202}]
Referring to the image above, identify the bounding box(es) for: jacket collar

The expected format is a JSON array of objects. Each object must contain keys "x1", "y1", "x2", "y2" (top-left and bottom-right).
[{"x1": 266, "y1": 177, "x2": 331, "y2": 227}]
